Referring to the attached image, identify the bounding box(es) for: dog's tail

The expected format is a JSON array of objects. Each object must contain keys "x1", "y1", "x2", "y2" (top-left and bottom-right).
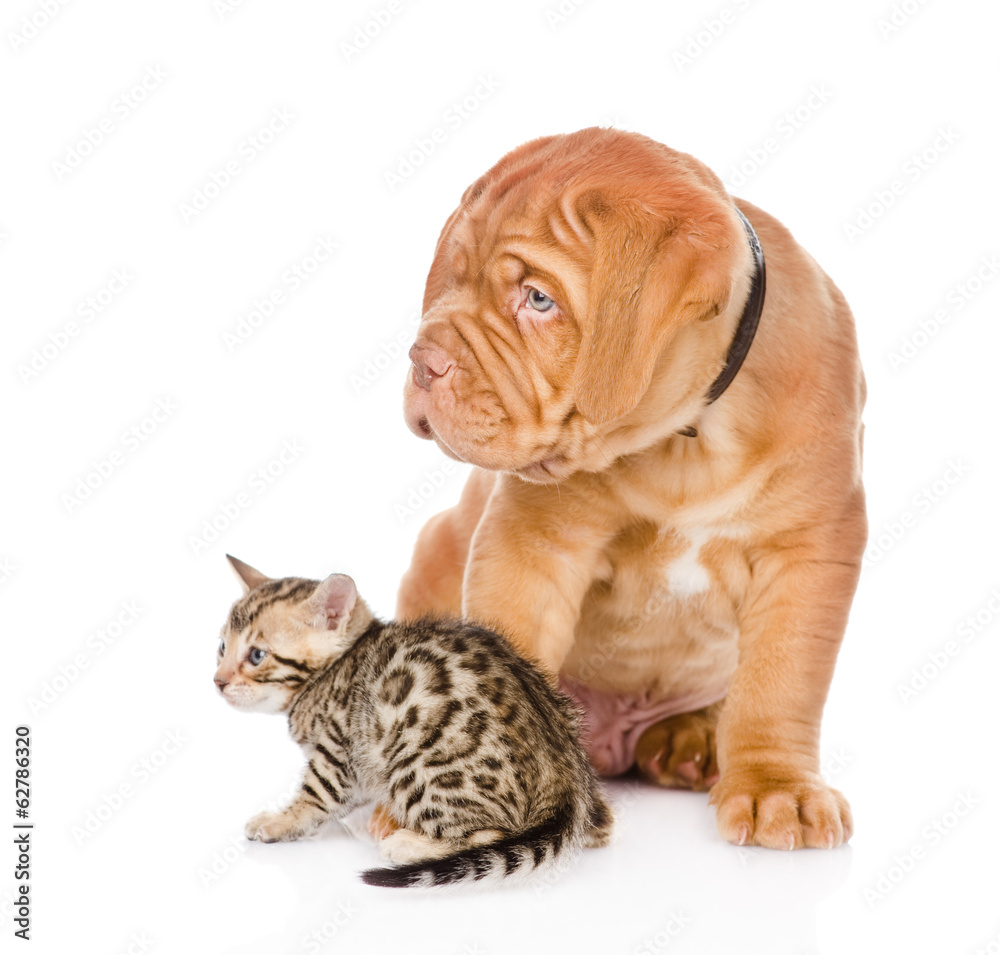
[{"x1": 359, "y1": 803, "x2": 589, "y2": 889}]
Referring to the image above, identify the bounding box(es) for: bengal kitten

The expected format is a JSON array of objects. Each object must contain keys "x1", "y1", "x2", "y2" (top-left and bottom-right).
[{"x1": 214, "y1": 555, "x2": 613, "y2": 888}]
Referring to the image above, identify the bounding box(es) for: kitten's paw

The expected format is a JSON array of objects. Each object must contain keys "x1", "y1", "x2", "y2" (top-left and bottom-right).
[
  {"x1": 245, "y1": 810, "x2": 307, "y2": 843},
  {"x1": 635, "y1": 706, "x2": 720, "y2": 792},
  {"x1": 709, "y1": 769, "x2": 853, "y2": 849}
]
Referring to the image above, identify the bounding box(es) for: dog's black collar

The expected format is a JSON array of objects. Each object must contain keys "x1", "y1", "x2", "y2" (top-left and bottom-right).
[{"x1": 677, "y1": 206, "x2": 766, "y2": 438}]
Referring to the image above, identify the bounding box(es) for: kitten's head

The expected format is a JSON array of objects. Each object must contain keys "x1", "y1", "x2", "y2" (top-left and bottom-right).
[{"x1": 214, "y1": 555, "x2": 362, "y2": 714}]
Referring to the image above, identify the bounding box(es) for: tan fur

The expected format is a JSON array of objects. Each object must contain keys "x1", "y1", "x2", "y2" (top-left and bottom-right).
[
  {"x1": 399, "y1": 128, "x2": 866, "y2": 850},
  {"x1": 633, "y1": 703, "x2": 722, "y2": 792}
]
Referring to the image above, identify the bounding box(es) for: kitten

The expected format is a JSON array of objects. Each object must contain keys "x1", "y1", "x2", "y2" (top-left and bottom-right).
[{"x1": 214, "y1": 555, "x2": 613, "y2": 888}]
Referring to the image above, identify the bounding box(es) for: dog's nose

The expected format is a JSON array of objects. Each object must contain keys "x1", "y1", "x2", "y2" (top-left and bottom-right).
[
  {"x1": 409, "y1": 343, "x2": 452, "y2": 390},
  {"x1": 214, "y1": 678, "x2": 228, "y2": 692}
]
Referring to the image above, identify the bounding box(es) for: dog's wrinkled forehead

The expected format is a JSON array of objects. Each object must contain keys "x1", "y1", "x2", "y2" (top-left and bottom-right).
[
  {"x1": 428, "y1": 128, "x2": 726, "y2": 307},
  {"x1": 426, "y1": 141, "x2": 608, "y2": 293},
  {"x1": 425, "y1": 190, "x2": 594, "y2": 333}
]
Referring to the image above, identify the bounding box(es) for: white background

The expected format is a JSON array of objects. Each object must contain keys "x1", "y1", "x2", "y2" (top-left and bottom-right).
[{"x1": 3, "y1": 0, "x2": 999, "y2": 952}]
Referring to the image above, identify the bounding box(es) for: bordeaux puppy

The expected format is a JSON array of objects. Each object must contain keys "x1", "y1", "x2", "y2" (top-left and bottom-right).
[{"x1": 398, "y1": 128, "x2": 866, "y2": 850}]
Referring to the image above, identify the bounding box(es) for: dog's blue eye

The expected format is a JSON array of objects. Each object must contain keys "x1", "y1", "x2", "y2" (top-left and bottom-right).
[
  {"x1": 248, "y1": 647, "x2": 266, "y2": 666},
  {"x1": 526, "y1": 288, "x2": 555, "y2": 312}
]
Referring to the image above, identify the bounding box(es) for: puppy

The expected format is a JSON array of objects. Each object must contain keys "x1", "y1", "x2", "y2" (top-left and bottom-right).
[{"x1": 398, "y1": 128, "x2": 866, "y2": 850}]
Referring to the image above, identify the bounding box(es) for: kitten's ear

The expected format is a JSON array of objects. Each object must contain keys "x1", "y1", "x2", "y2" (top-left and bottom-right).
[
  {"x1": 310, "y1": 574, "x2": 357, "y2": 631},
  {"x1": 226, "y1": 555, "x2": 271, "y2": 594}
]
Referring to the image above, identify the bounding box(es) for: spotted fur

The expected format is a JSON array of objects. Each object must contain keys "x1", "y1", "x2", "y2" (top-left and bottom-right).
[{"x1": 214, "y1": 556, "x2": 613, "y2": 888}]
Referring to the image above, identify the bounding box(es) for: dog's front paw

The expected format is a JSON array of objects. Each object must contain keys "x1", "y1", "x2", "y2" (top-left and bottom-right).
[
  {"x1": 709, "y1": 769, "x2": 852, "y2": 849},
  {"x1": 245, "y1": 810, "x2": 305, "y2": 843}
]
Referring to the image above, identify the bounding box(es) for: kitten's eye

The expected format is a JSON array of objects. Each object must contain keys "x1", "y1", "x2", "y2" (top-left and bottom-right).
[
  {"x1": 218, "y1": 639, "x2": 226, "y2": 655},
  {"x1": 248, "y1": 647, "x2": 267, "y2": 666},
  {"x1": 526, "y1": 287, "x2": 555, "y2": 312}
]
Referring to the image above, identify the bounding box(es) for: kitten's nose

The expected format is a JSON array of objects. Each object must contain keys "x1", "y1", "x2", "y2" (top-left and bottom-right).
[
  {"x1": 409, "y1": 343, "x2": 452, "y2": 390},
  {"x1": 214, "y1": 678, "x2": 228, "y2": 692}
]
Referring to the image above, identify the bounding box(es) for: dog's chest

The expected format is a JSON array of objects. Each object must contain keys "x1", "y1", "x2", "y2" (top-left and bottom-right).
[
  {"x1": 564, "y1": 522, "x2": 750, "y2": 697},
  {"x1": 604, "y1": 520, "x2": 750, "y2": 604},
  {"x1": 658, "y1": 527, "x2": 716, "y2": 597}
]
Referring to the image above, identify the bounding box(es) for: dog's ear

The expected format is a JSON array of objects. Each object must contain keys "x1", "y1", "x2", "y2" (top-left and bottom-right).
[{"x1": 572, "y1": 193, "x2": 739, "y2": 426}]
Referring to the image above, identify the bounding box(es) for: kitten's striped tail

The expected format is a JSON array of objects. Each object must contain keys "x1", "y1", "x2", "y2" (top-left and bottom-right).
[{"x1": 359, "y1": 805, "x2": 584, "y2": 889}]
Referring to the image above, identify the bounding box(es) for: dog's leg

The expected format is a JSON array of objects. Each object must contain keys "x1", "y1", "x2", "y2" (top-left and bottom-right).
[
  {"x1": 461, "y1": 477, "x2": 615, "y2": 676},
  {"x1": 635, "y1": 702, "x2": 722, "y2": 791},
  {"x1": 710, "y1": 495, "x2": 865, "y2": 849}
]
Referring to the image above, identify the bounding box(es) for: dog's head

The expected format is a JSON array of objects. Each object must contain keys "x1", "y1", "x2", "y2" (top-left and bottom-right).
[{"x1": 403, "y1": 128, "x2": 753, "y2": 483}]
